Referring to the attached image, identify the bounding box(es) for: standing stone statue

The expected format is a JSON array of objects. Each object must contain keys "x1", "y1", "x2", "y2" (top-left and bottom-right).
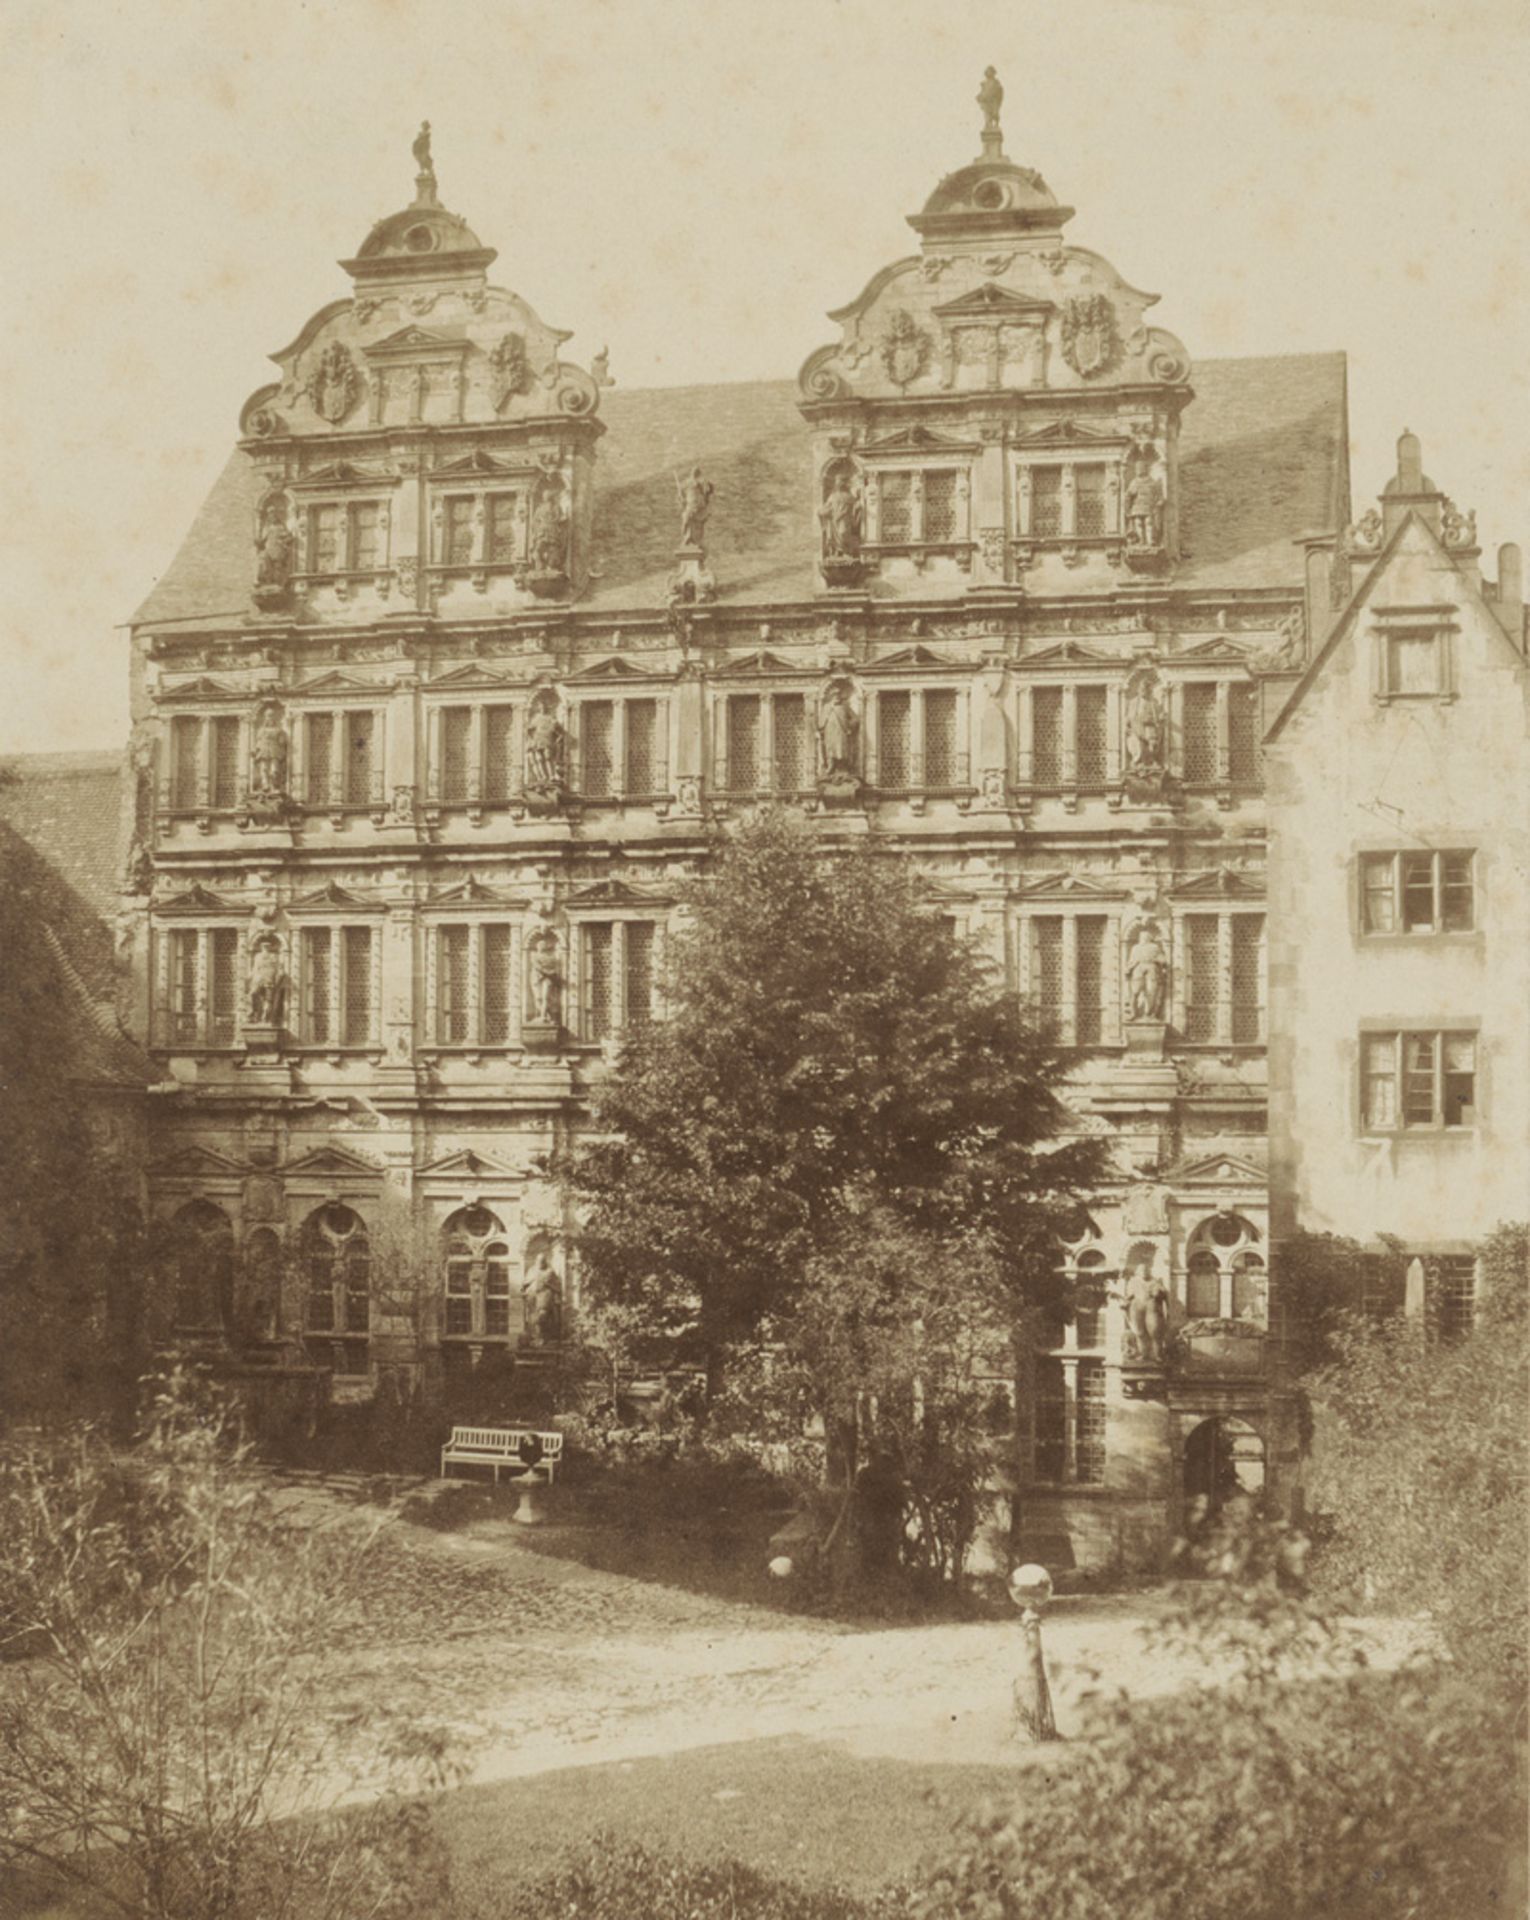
[
  {"x1": 1124, "y1": 679, "x2": 1165, "y2": 774},
  {"x1": 819, "y1": 471, "x2": 863, "y2": 559},
  {"x1": 1125, "y1": 468, "x2": 1165, "y2": 546},
  {"x1": 526, "y1": 925, "x2": 563, "y2": 1026},
  {"x1": 1122, "y1": 1256, "x2": 1169, "y2": 1364},
  {"x1": 1124, "y1": 919, "x2": 1169, "y2": 1022},
  {"x1": 246, "y1": 934, "x2": 288, "y2": 1026},
  {"x1": 530, "y1": 487, "x2": 568, "y2": 575},
  {"x1": 817, "y1": 680, "x2": 859, "y2": 783},
  {"x1": 522, "y1": 1249, "x2": 563, "y2": 1344},
  {"x1": 524, "y1": 702, "x2": 567, "y2": 794},
  {"x1": 251, "y1": 702, "x2": 290, "y2": 799},
  {"x1": 977, "y1": 66, "x2": 1004, "y2": 137},
  {"x1": 676, "y1": 466, "x2": 714, "y2": 549}
]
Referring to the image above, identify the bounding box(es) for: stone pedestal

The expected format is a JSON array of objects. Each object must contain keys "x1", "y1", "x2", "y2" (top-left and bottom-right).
[
  {"x1": 243, "y1": 1023, "x2": 287, "y2": 1058},
  {"x1": 1125, "y1": 1019, "x2": 1168, "y2": 1058},
  {"x1": 669, "y1": 545, "x2": 716, "y2": 605},
  {"x1": 511, "y1": 1472, "x2": 546, "y2": 1525},
  {"x1": 526, "y1": 568, "x2": 569, "y2": 600},
  {"x1": 522, "y1": 1020, "x2": 564, "y2": 1055}
]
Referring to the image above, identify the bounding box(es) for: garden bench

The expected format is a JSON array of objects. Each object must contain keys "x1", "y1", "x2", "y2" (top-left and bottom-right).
[{"x1": 439, "y1": 1425, "x2": 563, "y2": 1486}]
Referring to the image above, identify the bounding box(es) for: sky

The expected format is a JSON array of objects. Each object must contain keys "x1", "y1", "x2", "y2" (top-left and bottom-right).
[{"x1": 2, "y1": 0, "x2": 1527, "y2": 755}]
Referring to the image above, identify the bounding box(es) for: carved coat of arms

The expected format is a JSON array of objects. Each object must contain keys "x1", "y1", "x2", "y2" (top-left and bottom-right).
[
  {"x1": 879, "y1": 309, "x2": 933, "y2": 388},
  {"x1": 308, "y1": 342, "x2": 360, "y2": 423},
  {"x1": 1060, "y1": 295, "x2": 1119, "y2": 379},
  {"x1": 489, "y1": 331, "x2": 529, "y2": 411}
]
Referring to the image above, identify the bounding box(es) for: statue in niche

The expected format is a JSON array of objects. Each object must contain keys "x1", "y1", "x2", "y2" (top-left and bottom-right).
[
  {"x1": 253, "y1": 493, "x2": 294, "y2": 598},
  {"x1": 676, "y1": 466, "x2": 715, "y2": 550},
  {"x1": 817, "y1": 679, "x2": 860, "y2": 784},
  {"x1": 819, "y1": 470, "x2": 863, "y2": 560},
  {"x1": 246, "y1": 933, "x2": 288, "y2": 1027},
  {"x1": 251, "y1": 701, "x2": 290, "y2": 800},
  {"x1": 524, "y1": 699, "x2": 568, "y2": 796},
  {"x1": 1124, "y1": 919, "x2": 1169, "y2": 1022},
  {"x1": 1124, "y1": 676, "x2": 1165, "y2": 776},
  {"x1": 977, "y1": 66, "x2": 1004, "y2": 136},
  {"x1": 526, "y1": 924, "x2": 563, "y2": 1026},
  {"x1": 1125, "y1": 462, "x2": 1165, "y2": 547},
  {"x1": 1122, "y1": 1254, "x2": 1169, "y2": 1364},
  {"x1": 529, "y1": 484, "x2": 568, "y2": 575},
  {"x1": 522, "y1": 1248, "x2": 563, "y2": 1344}
]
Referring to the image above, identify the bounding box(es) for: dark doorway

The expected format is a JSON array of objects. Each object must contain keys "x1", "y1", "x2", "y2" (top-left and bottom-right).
[{"x1": 1183, "y1": 1416, "x2": 1266, "y2": 1517}]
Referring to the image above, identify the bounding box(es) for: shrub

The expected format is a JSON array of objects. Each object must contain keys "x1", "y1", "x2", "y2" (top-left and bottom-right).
[{"x1": 497, "y1": 1835, "x2": 907, "y2": 1920}]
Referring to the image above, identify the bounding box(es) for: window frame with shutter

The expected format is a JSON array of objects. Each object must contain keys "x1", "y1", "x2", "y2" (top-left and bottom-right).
[
  {"x1": 422, "y1": 918, "x2": 519, "y2": 1052},
  {"x1": 574, "y1": 918, "x2": 663, "y2": 1046},
  {"x1": 571, "y1": 695, "x2": 671, "y2": 803},
  {"x1": 1019, "y1": 908, "x2": 1121, "y2": 1048},
  {"x1": 863, "y1": 684, "x2": 970, "y2": 795},
  {"x1": 1174, "y1": 909, "x2": 1266, "y2": 1047},
  {"x1": 861, "y1": 461, "x2": 974, "y2": 557},
  {"x1": 1358, "y1": 1027, "x2": 1480, "y2": 1134},
  {"x1": 291, "y1": 920, "x2": 380, "y2": 1051}
]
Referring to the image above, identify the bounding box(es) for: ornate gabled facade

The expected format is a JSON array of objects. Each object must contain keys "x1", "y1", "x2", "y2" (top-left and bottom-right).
[{"x1": 110, "y1": 80, "x2": 1434, "y2": 1568}]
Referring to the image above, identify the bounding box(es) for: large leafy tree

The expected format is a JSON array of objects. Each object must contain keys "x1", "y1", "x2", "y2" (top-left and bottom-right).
[{"x1": 564, "y1": 810, "x2": 1104, "y2": 1435}]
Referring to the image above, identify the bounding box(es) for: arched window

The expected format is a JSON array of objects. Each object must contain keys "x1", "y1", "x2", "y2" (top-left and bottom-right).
[
  {"x1": 441, "y1": 1206, "x2": 513, "y2": 1344},
  {"x1": 169, "y1": 1200, "x2": 234, "y2": 1335},
  {"x1": 1184, "y1": 1214, "x2": 1264, "y2": 1323},
  {"x1": 302, "y1": 1204, "x2": 370, "y2": 1374}
]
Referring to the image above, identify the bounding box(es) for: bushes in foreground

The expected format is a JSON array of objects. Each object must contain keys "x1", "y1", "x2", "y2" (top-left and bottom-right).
[{"x1": 498, "y1": 1838, "x2": 905, "y2": 1920}]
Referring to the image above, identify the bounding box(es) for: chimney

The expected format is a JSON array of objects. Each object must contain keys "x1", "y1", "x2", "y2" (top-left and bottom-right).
[{"x1": 1381, "y1": 428, "x2": 1443, "y2": 538}]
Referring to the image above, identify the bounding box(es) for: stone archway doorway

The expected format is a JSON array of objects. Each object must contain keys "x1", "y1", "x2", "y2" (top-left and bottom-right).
[{"x1": 1183, "y1": 1415, "x2": 1266, "y2": 1518}]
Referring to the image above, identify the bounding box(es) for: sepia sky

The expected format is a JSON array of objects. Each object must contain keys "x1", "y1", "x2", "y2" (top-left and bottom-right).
[{"x1": 3, "y1": 0, "x2": 1527, "y2": 754}]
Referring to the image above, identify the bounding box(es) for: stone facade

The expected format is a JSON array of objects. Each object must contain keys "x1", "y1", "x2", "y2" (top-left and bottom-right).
[{"x1": 106, "y1": 85, "x2": 1524, "y2": 1568}]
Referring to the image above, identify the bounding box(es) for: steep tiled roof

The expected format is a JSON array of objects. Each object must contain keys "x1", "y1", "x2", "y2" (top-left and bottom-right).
[
  {"x1": 132, "y1": 351, "x2": 1347, "y2": 628},
  {"x1": 0, "y1": 764, "x2": 149, "y2": 1090}
]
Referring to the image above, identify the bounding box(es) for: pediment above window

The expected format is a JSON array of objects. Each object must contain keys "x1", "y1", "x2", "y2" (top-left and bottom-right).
[
  {"x1": 159, "y1": 676, "x2": 242, "y2": 703},
  {"x1": 1012, "y1": 418, "x2": 1130, "y2": 448},
  {"x1": 279, "y1": 1144, "x2": 385, "y2": 1177},
  {"x1": 861, "y1": 424, "x2": 981, "y2": 457},
  {"x1": 155, "y1": 884, "x2": 249, "y2": 916},
  {"x1": 1025, "y1": 639, "x2": 1114, "y2": 664},
  {"x1": 714, "y1": 650, "x2": 801, "y2": 677},
  {"x1": 415, "y1": 1147, "x2": 518, "y2": 1179},
  {"x1": 362, "y1": 326, "x2": 471, "y2": 361},
  {"x1": 288, "y1": 880, "x2": 386, "y2": 914},
  {"x1": 931, "y1": 281, "x2": 1053, "y2": 321},
  {"x1": 875, "y1": 644, "x2": 959, "y2": 670},
  {"x1": 432, "y1": 447, "x2": 536, "y2": 477},
  {"x1": 565, "y1": 656, "x2": 654, "y2": 682},
  {"x1": 292, "y1": 460, "x2": 395, "y2": 490},
  {"x1": 1170, "y1": 869, "x2": 1265, "y2": 899},
  {"x1": 297, "y1": 670, "x2": 382, "y2": 694},
  {"x1": 426, "y1": 663, "x2": 512, "y2": 689},
  {"x1": 566, "y1": 878, "x2": 672, "y2": 909},
  {"x1": 1016, "y1": 872, "x2": 1128, "y2": 900}
]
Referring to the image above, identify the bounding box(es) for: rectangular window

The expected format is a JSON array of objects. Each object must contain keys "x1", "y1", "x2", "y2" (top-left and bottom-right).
[
  {"x1": 439, "y1": 707, "x2": 471, "y2": 805},
  {"x1": 168, "y1": 928, "x2": 198, "y2": 1044},
  {"x1": 485, "y1": 494, "x2": 520, "y2": 565},
  {"x1": 1033, "y1": 1357, "x2": 1066, "y2": 1481},
  {"x1": 171, "y1": 717, "x2": 203, "y2": 811},
  {"x1": 302, "y1": 928, "x2": 333, "y2": 1044},
  {"x1": 482, "y1": 924, "x2": 512, "y2": 1045},
  {"x1": 1031, "y1": 917, "x2": 1063, "y2": 1034},
  {"x1": 625, "y1": 922, "x2": 656, "y2": 1029},
  {"x1": 208, "y1": 928, "x2": 239, "y2": 1047},
  {"x1": 343, "y1": 711, "x2": 375, "y2": 806},
  {"x1": 878, "y1": 472, "x2": 913, "y2": 544},
  {"x1": 584, "y1": 922, "x2": 614, "y2": 1043},
  {"x1": 1076, "y1": 1361, "x2": 1106, "y2": 1485},
  {"x1": 1182, "y1": 683, "x2": 1218, "y2": 784},
  {"x1": 438, "y1": 925, "x2": 470, "y2": 1044},
  {"x1": 1184, "y1": 915, "x2": 1220, "y2": 1042},
  {"x1": 1230, "y1": 916, "x2": 1263, "y2": 1044},
  {"x1": 1075, "y1": 916, "x2": 1105, "y2": 1046},
  {"x1": 351, "y1": 501, "x2": 382, "y2": 572},
  {"x1": 1029, "y1": 467, "x2": 1063, "y2": 539},
  {"x1": 726, "y1": 696, "x2": 761, "y2": 792},
  {"x1": 484, "y1": 705, "x2": 515, "y2": 803},
  {"x1": 877, "y1": 691, "x2": 912, "y2": 788},
  {"x1": 444, "y1": 1258, "x2": 473, "y2": 1336},
  {"x1": 922, "y1": 470, "x2": 957, "y2": 542},
  {"x1": 625, "y1": 699, "x2": 659, "y2": 794},
  {"x1": 1385, "y1": 631, "x2": 1442, "y2": 697},
  {"x1": 210, "y1": 717, "x2": 241, "y2": 810},
  {"x1": 484, "y1": 1257, "x2": 511, "y2": 1337},
  {"x1": 1076, "y1": 686, "x2": 1107, "y2": 787},
  {"x1": 1228, "y1": 682, "x2": 1260, "y2": 784},
  {"x1": 305, "y1": 713, "x2": 335, "y2": 806},
  {"x1": 1032, "y1": 687, "x2": 1063, "y2": 787},
  {"x1": 924, "y1": 689, "x2": 958, "y2": 789},
  {"x1": 1073, "y1": 464, "x2": 1108, "y2": 538},
  {"x1": 445, "y1": 496, "x2": 475, "y2": 567},
  {"x1": 581, "y1": 702, "x2": 614, "y2": 798},
  {"x1": 1362, "y1": 1030, "x2": 1477, "y2": 1131},
  {"x1": 774, "y1": 693, "x2": 810, "y2": 792},
  {"x1": 310, "y1": 505, "x2": 343, "y2": 574},
  {"x1": 1430, "y1": 1256, "x2": 1476, "y2": 1340},
  {"x1": 1360, "y1": 851, "x2": 1475, "y2": 936},
  {"x1": 342, "y1": 927, "x2": 372, "y2": 1046}
]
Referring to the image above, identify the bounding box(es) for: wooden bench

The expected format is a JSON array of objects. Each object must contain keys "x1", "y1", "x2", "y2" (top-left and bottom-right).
[{"x1": 440, "y1": 1425, "x2": 563, "y2": 1486}]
